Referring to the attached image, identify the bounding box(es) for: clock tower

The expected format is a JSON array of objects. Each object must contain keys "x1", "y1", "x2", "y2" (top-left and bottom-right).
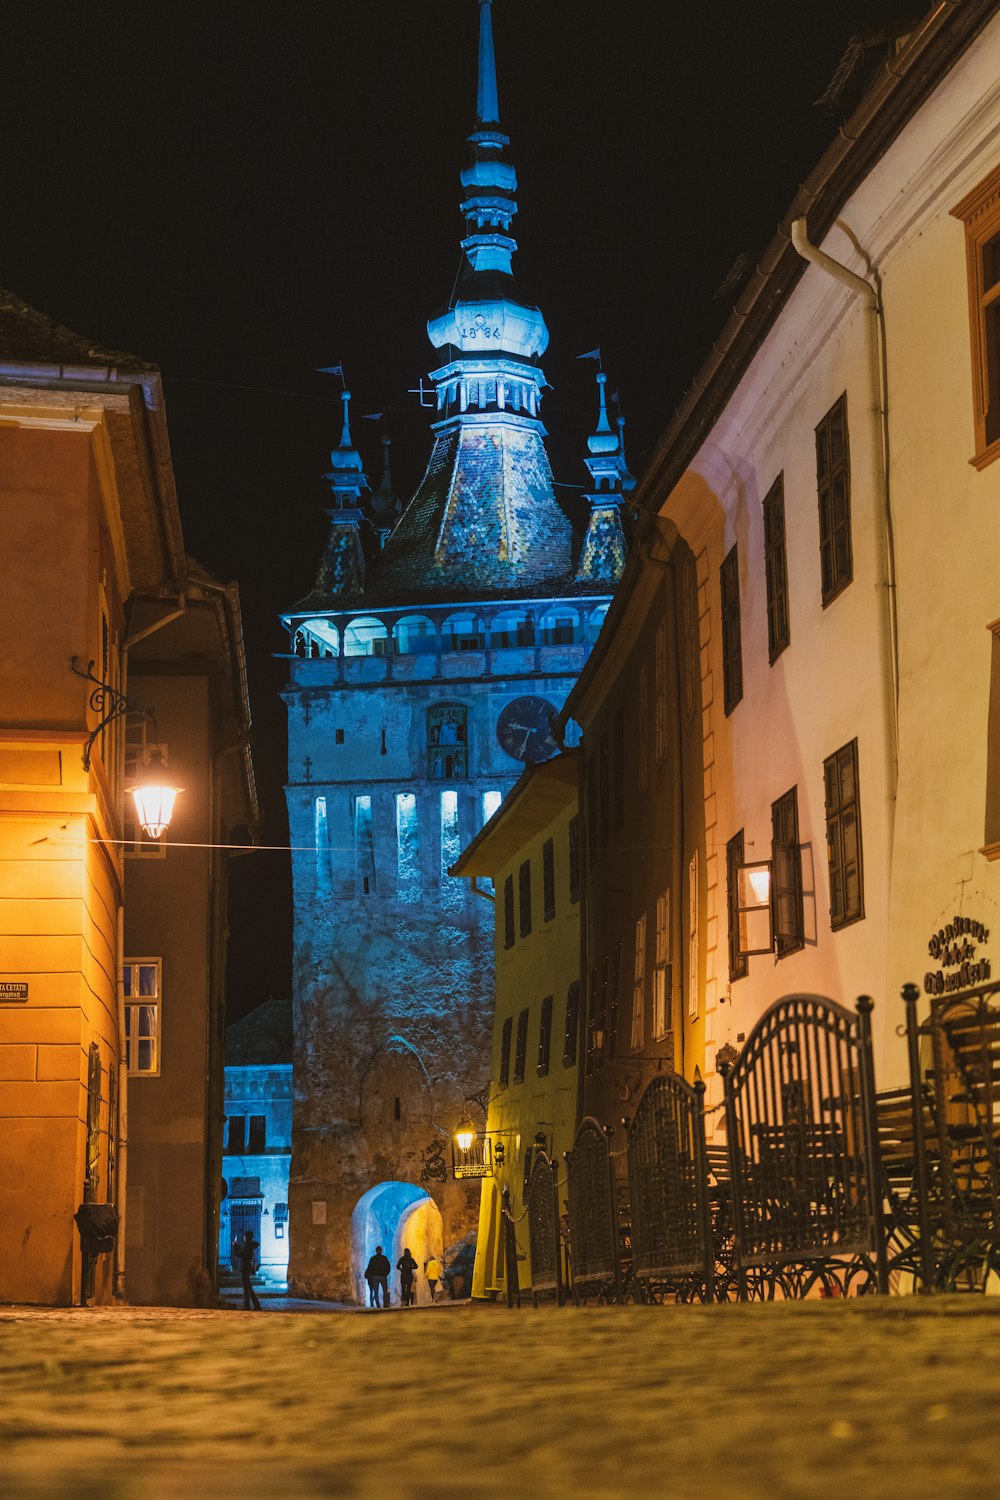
[{"x1": 279, "y1": 0, "x2": 629, "y2": 1302}]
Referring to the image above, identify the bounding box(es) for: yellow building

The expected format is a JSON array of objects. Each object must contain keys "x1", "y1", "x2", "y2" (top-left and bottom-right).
[
  {"x1": 452, "y1": 752, "x2": 582, "y2": 1300},
  {"x1": 0, "y1": 291, "x2": 256, "y2": 1306}
]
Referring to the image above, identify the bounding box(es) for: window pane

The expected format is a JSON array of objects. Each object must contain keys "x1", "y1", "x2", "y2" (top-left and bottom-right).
[{"x1": 138, "y1": 965, "x2": 157, "y2": 997}]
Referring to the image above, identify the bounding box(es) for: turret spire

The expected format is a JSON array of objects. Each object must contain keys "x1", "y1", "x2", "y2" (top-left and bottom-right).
[
  {"x1": 575, "y1": 369, "x2": 633, "y2": 585},
  {"x1": 476, "y1": 0, "x2": 500, "y2": 128}
]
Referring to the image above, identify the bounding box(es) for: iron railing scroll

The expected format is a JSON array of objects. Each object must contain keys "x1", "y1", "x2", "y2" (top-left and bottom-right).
[
  {"x1": 627, "y1": 1072, "x2": 715, "y2": 1303},
  {"x1": 722, "y1": 993, "x2": 887, "y2": 1299}
]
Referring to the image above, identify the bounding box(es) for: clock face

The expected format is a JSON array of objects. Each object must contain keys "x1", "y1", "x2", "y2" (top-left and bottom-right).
[{"x1": 496, "y1": 695, "x2": 559, "y2": 764}]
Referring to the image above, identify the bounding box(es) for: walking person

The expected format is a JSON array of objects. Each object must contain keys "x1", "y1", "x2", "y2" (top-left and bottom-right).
[
  {"x1": 365, "y1": 1244, "x2": 391, "y2": 1308},
  {"x1": 397, "y1": 1247, "x2": 418, "y2": 1306},
  {"x1": 237, "y1": 1229, "x2": 262, "y2": 1311},
  {"x1": 424, "y1": 1253, "x2": 442, "y2": 1302}
]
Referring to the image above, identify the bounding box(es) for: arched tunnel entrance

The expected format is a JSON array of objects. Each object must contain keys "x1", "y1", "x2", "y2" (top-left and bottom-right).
[{"x1": 350, "y1": 1182, "x2": 443, "y2": 1306}]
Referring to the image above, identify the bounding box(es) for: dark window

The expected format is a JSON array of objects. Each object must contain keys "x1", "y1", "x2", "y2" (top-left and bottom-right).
[
  {"x1": 499, "y1": 1016, "x2": 513, "y2": 1086},
  {"x1": 720, "y1": 545, "x2": 743, "y2": 715},
  {"x1": 518, "y1": 860, "x2": 532, "y2": 938},
  {"x1": 335, "y1": 728, "x2": 345, "y2": 744},
  {"x1": 816, "y1": 394, "x2": 852, "y2": 605},
  {"x1": 503, "y1": 876, "x2": 515, "y2": 949},
  {"x1": 226, "y1": 1116, "x2": 245, "y2": 1154},
  {"x1": 247, "y1": 1115, "x2": 266, "y2": 1153},
  {"x1": 763, "y1": 474, "x2": 790, "y2": 662},
  {"x1": 568, "y1": 815, "x2": 580, "y2": 904},
  {"x1": 824, "y1": 740, "x2": 864, "y2": 928},
  {"x1": 542, "y1": 838, "x2": 555, "y2": 922},
  {"x1": 586, "y1": 756, "x2": 598, "y2": 866},
  {"x1": 613, "y1": 708, "x2": 624, "y2": 830},
  {"x1": 537, "y1": 995, "x2": 553, "y2": 1076},
  {"x1": 606, "y1": 940, "x2": 622, "y2": 1061},
  {"x1": 771, "y1": 788, "x2": 804, "y2": 957},
  {"x1": 585, "y1": 964, "x2": 599, "y2": 1076},
  {"x1": 726, "y1": 829, "x2": 749, "y2": 981},
  {"x1": 514, "y1": 1008, "x2": 529, "y2": 1084},
  {"x1": 563, "y1": 981, "x2": 580, "y2": 1066}
]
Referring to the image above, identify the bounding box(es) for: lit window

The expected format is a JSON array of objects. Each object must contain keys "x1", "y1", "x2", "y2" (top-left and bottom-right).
[
  {"x1": 123, "y1": 959, "x2": 161, "y2": 1076},
  {"x1": 395, "y1": 793, "x2": 421, "y2": 901},
  {"x1": 315, "y1": 796, "x2": 330, "y2": 895},
  {"x1": 355, "y1": 795, "x2": 375, "y2": 896},
  {"x1": 441, "y1": 791, "x2": 461, "y2": 908}
]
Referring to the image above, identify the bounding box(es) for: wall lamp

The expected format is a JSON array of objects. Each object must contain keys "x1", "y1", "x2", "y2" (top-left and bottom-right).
[{"x1": 70, "y1": 657, "x2": 183, "y2": 839}]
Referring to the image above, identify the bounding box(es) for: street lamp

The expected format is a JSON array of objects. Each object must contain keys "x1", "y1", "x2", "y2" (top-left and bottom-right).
[{"x1": 127, "y1": 745, "x2": 183, "y2": 841}]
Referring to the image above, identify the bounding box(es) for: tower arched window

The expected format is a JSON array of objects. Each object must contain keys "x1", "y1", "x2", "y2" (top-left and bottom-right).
[
  {"x1": 587, "y1": 603, "x2": 611, "y2": 645},
  {"x1": 344, "y1": 616, "x2": 389, "y2": 657},
  {"x1": 539, "y1": 606, "x2": 580, "y2": 646},
  {"x1": 441, "y1": 612, "x2": 485, "y2": 652},
  {"x1": 427, "y1": 704, "x2": 468, "y2": 780},
  {"x1": 393, "y1": 614, "x2": 436, "y2": 655},
  {"x1": 489, "y1": 609, "x2": 534, "y2": 649},
  {"x1": 295, "y1": 618, "x2": 340, "y2": 658}
]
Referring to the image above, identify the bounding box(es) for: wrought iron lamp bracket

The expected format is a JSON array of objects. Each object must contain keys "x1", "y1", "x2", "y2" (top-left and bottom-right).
[{"x1": 70, "y1": 657, "x2": 149, "y2": 770}]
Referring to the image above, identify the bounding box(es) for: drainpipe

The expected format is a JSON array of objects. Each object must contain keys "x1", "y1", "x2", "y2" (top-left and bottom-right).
[{"x1": 790, "y1": 219, "x2": 899, "y2": 842}]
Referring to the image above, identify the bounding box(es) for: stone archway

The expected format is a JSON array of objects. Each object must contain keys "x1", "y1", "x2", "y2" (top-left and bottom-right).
[{"x1": 350, "y1": 1182, "x2": 444, "y2": 1306}]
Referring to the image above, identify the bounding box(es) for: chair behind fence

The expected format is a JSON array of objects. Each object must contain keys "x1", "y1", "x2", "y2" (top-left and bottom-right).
[
  {"x1": 627, "y1": 1072, "x2": 715, "y2": 1302},
  {"x1": 567, "y1": 1116, "x2": 624, "y2": 1302},
  {"x1": 723, "y1": 993, "x2": 886, "y2": 1298},
  {"x1": 527, "y1": 1151, "x2": 563, "y2": 1305}
]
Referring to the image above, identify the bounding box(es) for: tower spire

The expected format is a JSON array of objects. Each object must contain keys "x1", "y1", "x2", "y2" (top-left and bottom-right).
[
  {"x1": 476, "y1": 0, "x2": 500, "y2": 128},
  {"x1": 575, "y1": 370, "x2": 634, "y2": 585}
]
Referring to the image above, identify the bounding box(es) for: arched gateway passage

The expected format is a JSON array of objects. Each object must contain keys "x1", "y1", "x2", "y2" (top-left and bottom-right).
[{"x1": 350, "y1": 1182, "x2": 444, "y2": 1306}]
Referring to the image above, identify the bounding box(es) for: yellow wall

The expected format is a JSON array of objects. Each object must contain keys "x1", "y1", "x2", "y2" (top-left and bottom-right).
[
  {"x1": 0, "y1": 420, "x2": 125, "y2": 1304},
  {"x1": 471, "y1": 793, "x2": 580, "y2": 1299}
]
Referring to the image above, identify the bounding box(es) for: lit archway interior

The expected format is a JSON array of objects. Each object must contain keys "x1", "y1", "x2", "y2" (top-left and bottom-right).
[{"x1": 350, "y1": 1181, "x2": 444, "y2": 1306}]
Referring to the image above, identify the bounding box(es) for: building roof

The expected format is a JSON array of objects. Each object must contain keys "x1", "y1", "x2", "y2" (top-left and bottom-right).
[
  {"x1": 225, "y1": 998, "x2": 293, "y2": 1066},
  {"x1": 0, "y1": 287, "x2": 154, "y2": 373},
  {"x1": 451, "y1": 750, "x2": 578, "y2": 877},
  {"x1": 631, "y1": 0, "x2": 998, "y2": 515}
]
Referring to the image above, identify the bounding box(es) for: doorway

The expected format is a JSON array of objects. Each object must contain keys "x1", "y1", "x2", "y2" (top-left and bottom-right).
[{"x1": 350, "y1": 1182, "x2": 443, "y2": 1306}]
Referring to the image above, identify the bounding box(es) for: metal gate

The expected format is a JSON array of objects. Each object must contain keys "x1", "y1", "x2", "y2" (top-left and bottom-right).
[
  {"x1": 527, "y1": 1152, "x2": 562, "y2": 1305},
  {"x1": 627, "y1": 1071, "x2": 714, "y2": 1301},
  {"x1": 567, "y1": 1117, "x2": 623, "y2": 1302}
]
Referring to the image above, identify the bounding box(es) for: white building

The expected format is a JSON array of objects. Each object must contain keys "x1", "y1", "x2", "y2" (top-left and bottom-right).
[
  {"x1": 220, "y1": 1000, "x2": 292, "y2": 1280},
  {"x1": 633, "y1": 0, "x2": 1000, "y2": 1100}
]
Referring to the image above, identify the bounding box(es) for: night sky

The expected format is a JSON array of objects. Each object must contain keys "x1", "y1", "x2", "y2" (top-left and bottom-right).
[{"x1": 2, "y1": 1, "x2": 919, "y2": 1017}]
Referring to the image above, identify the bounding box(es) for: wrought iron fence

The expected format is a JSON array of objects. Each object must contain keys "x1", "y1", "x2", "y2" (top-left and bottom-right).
[
  {"x1": 722, "y1": 993, "x2": 886, "y2": 1299},
  {"x1": 567, "y1": 1117, "x2": 626, "y2": 1302},
  {"x1": 627, "y1": 1072, "x2": 715, "y2": 1302},
  {"x1": 527, "y1": 1152, "x2": 563, "y2": 1305}
]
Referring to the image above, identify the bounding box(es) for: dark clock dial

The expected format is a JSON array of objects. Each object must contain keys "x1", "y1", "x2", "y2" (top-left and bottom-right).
[{"x1": 496, "y1": 695, "x2": 559, "y2": 764}]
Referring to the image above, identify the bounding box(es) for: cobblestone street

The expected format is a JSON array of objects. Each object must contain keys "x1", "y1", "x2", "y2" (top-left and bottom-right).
[{"x1": 0, "y1": 1297, "x2": 998, "y2": 1499}]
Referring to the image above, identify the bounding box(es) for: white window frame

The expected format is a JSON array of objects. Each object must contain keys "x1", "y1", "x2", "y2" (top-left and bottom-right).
[
  {"x1": 653, "y1": 888, "x2": 671, "y2": 1041},
  {"x1": 631, "y1": 913, "x2": 646, "y2": 1051},
  {"x1": 123, "y1": 957, "x2": 162, "y2": 1076}
]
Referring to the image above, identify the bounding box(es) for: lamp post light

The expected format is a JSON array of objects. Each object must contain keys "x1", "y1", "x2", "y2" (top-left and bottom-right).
[
  {"x1": 127, "y1": 746, "x2": 183, "y2": 841},
  {"x1": 70, "y1": 657, "x2": 183, "y2": 839}
]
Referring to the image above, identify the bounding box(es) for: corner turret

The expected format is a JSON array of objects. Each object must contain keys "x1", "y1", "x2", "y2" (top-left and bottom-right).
[{"x1": 576, "y1": 372, "x2": 633, "y2": 584}]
